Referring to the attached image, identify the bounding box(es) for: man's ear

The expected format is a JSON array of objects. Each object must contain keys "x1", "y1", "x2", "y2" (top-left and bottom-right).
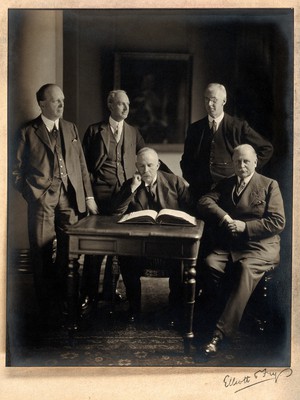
[
  {"x1": 157, "y1": 161, "x2": 161, "y2": 170},
  {"x1": 223, "y1": 99, "x2": 227, "y2": 105},
  {"x1": 108, "y1": 102, "x2": 113, "y2": 113}
]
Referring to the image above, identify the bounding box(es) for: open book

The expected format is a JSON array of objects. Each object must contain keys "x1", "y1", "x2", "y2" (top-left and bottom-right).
[{"x1": 117, "y1": 208, "x2": 197, "y2": 226}]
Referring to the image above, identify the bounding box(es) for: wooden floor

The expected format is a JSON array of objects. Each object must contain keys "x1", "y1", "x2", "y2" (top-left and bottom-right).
[{"x1": 6, "y1": 265, "x2": 291, "y2": 367}]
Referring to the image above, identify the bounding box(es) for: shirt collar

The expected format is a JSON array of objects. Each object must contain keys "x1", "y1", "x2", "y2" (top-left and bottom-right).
[
  {"x1": 238, "y1": 171, "x2": 255, "y2": 185},
  {"x1": 109, "y1": 116, "x2": 124, "y2": 131},
  {"x1": 145, "y1": 176, "x2": 157, "y2": 187},
  {"x1": 208, "y1": 112, "x2": 224, "y2": 128},
  {"x1": 41, "y1": 114, "x2": 59, "y2": 132}
]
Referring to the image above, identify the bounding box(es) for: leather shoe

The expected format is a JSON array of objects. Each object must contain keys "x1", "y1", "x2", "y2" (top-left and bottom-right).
[
  {"x1": 80, "y1": 295, "x2": 96, "y2": 317},
  {"x1": 204, "y1": 330, "x2": 224, "y2": 356},
  {"x1": 114, "y1": 290, "x2": 124, "y2": 302}
]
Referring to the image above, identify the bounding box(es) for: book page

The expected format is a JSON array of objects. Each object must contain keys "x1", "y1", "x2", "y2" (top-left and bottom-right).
[
  {"x1": 118, "y1": 209, "x2": 158, "y2": 223},
  {"x1": 157, "y1": 208, "x2": 197, "y2": 225}
]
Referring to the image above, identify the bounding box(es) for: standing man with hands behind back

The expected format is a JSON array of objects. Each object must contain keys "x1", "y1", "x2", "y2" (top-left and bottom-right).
[
  {"x1": 12, "y1": 83, "x2": 98, "y2": 319},
  {"x1": 180, "y1": 83, "x2": 274, "y2": 200}
]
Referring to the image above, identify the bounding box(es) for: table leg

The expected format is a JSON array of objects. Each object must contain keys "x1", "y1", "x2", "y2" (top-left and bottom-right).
[
  {"x1": 66, "y1": 256, "x2": 80, "y2": 333},
  {"x1": 109, "y1": 255, "x2": 120, "y2": 314},
  {"x1": 183, "y1": 259, "x2": 197, "y2": 354}
]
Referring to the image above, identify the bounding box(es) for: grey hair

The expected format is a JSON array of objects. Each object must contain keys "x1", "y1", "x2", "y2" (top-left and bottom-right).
[
  {"x1": 232, "y1": 144, "x2": 257, "y2": 158},
  {"x1": 137, "y1": 147, "x2": 159, "y2": 160},
  {"x1": 107, "y1": 90, "x2": 128, "y2": 107},
  {"x1": 206, "y1": 83, "x2": 227, "y2": 102}
]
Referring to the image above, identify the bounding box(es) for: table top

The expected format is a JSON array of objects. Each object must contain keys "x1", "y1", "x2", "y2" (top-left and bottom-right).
[{"x1": 66, "y1": 215, "x2": 204, "y2": 240}]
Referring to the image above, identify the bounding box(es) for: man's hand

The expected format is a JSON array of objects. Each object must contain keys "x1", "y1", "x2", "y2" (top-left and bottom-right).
[
  {"x1": 86, "y1": 198, "x2": 99, "y2": 215},
  {"x1": 221, "y1": 214, "x2": 234, "y2": 225},
  {"x1": 131, "y1": 172, "x2": 142, "y2": 192},
  {"x1": 227, "y1": 220, "x2": 246, "y2": 235}
]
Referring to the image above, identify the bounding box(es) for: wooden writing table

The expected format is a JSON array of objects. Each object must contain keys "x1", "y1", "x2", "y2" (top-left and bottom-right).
[{"x1": 65, "y1": 215, "x2": 204, "y2": 353}]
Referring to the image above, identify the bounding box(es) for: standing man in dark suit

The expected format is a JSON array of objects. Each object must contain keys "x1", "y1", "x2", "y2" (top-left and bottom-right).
[
  {"x1": 80, "y1": 90, "x2": 145, "y2": 312},
  {"x1": 197, "y1": 144, "x2": 285, "y2": 356},
  {"x1": 112, "y1": 147, "x2": 193, "y2": 323},
  {"x1": 180, "y1": 83, "x2": 274, "y2": 200},
  {"x1": 12, "y1": 83, "x2": 98, "y2": 315}
]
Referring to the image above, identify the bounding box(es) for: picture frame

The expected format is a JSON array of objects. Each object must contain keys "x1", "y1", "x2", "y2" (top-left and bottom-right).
[{"x1": 114, "y1": 52, "x2": 192, "y2": 152}]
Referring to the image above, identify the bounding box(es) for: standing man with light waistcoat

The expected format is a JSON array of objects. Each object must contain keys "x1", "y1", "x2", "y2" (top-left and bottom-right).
[
  {"x1": 12, "y1": 83, "x2": 98, "y2": 318},
  {"x1": 80, "y1": 90, "x2": 145, "y2": 314}
]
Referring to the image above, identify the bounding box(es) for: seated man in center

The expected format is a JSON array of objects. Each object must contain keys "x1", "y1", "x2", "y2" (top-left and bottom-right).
[{"x1": 112, "y1": 147, "x2": 194, "y2": 323}]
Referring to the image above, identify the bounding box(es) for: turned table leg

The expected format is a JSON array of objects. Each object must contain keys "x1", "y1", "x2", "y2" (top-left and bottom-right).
[{"x1": 183, "y1": 260, "x2": 197, "y2": 354}]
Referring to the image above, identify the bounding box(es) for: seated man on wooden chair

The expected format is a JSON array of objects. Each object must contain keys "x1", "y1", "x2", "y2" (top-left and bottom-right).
[
  {"x1": 112, "y1": 147, "x2": 194, "y2": 323},
  {"x1": 196, "y1": 144, "x2": 285, "y2": 356}
]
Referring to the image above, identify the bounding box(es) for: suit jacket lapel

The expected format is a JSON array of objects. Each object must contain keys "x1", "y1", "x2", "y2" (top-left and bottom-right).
[
  {"x1": 156, "y1": 172, "x2": 169, "y2": 209},
  {"x1": 101, "y1": 123, "x2": 111, "y2": 154},
  {"x1": 136, "y1": 183, "x2": 149, "y2": 209},
  {"x1": 235, "y1": 172, "x2": 261, "y2": 206},
  {"x1": 34, "y1": 117, "x2": 53, "y2": 151},
  {"x1": 196, "y1": 118, "x2": 208, "y2": 154},
  {"x1": 123, "y1": 122, "x2": 132, "y2": 156},
  {"x1": 59, "y1": 119, "x2": 73, "y2": 162},
  {"x1": 247, "y1": 172, "x2": 265, "y2": 205}
]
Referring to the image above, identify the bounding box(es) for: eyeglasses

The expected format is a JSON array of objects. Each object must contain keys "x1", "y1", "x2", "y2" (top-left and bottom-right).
[{"x1": 205, "y1": 97, "x2": 220, "y2": 104}]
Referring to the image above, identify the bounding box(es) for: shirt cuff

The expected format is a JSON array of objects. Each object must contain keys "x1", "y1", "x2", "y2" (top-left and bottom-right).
[
  {"x1": 219, "y1": 214, "x2": 230, "y2": 226},
  {"x1": 86, "y1": 196, "x2": 94, "y2": 200}
]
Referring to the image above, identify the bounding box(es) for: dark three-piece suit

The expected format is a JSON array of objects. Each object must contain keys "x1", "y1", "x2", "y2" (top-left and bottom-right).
[
  {"x1": 181, "y1": 113, "x2": 274, "y2": 199},
  {"x1": 112, "y1": 170, "x2": 193, "y2": 315},
  {"x1": 80, "y1": 120, "x2": 145, "y2": 301},
  {"x1": 82, "y1": 120, "x2": 145, "y2": 212}
]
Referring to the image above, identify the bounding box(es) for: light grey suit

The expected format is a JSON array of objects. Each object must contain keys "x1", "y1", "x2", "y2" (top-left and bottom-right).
[
  {"x1": 13, "y1": 115, "x2": 93, "y2": 305},
  {"x1": 197, "y1": 171, "x2": 285, "y2": 337}
]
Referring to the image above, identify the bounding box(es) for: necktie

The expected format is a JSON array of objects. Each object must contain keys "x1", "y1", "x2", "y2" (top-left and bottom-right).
[
  {"x1": 146, "y1": 184, "x2": 157, "y2": 209},
  {"x1": 146, "y1": 185, "x2": 154, "y2": 199},
  {"x1": 236, "y1": 179, "x2": 246, "y2": 196},
  {"x1": 114, "y1": 124, "x2": 121, "y2": 143},
  {"x1": 211, "y1": 120, "x2": 217, "y2": 134},
  {"x1": 50, "y1": 125, "x2": 58, "y2": 147}
]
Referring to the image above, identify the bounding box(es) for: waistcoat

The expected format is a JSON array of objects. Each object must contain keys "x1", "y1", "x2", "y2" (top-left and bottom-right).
[
  {"x1": 98, "y1": 132, "x2": 125, "y2": 187},
  {"x1": 52, "y1": 129, "x2": 68, "y2": 190},
  {"x1": 209, "y1": 120, "x2": 235, "y2": 183}
]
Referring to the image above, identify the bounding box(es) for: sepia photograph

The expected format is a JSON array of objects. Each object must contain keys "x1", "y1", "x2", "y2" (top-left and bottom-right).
[{"x1": 1, "y1": 3, "x2": 299, "y2": 400}]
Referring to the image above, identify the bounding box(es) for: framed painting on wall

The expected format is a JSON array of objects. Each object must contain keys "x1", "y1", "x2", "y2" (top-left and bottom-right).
[{"x1": 114, "y1": 52, "x2": 192, "y2": 151}]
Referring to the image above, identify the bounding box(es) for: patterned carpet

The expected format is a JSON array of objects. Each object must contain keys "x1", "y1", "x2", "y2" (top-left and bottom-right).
[{"x1": 6, "y1": 272, "x2": 290, "y2": 367}]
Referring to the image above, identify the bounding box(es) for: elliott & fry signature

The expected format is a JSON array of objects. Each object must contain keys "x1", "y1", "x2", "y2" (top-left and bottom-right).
[{"x1": 223, "y1": 368, "x2": 293, "y2": 393}]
